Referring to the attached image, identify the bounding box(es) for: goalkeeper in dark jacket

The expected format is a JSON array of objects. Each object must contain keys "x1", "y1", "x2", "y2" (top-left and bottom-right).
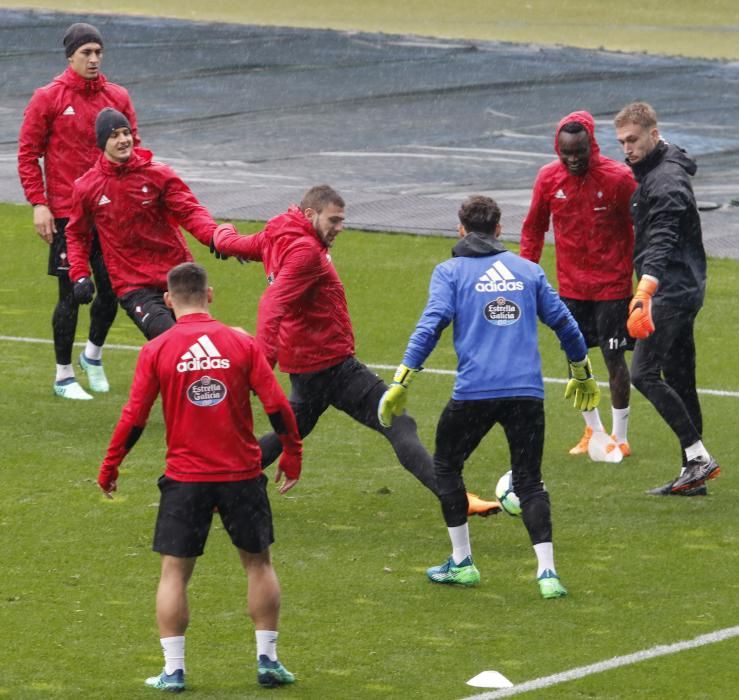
[
  {"x1": 614, "y1": 102, "x2": 720, "y2": 496},
  {"x1": 379, "y1": 195, "x2": 599, "y2": 599}
]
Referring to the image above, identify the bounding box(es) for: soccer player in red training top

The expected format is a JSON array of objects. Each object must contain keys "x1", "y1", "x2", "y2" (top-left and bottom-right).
[
  {"x1": 520, "y1": 111, "x2": 636, "y2": 459},
  {"x1": 97, "y1": 262, "x2": 301, "y2": 691},
  {"x1": 18, "y1": 23, "x2": 139, "y2": 400},
  {"x1": 66, "y1": 107, "x2": 236, "y2": 341},
  {"x1": 211, "y1": 185, "x2": 499, "y2": 516}
]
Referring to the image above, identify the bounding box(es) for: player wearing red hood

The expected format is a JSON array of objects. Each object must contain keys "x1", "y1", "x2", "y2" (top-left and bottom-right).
[
  {"x1": 521, "y1": 111, "x2": 636, "y2": 459},
  {"x1": 212, "y1": 185, "x2": 500, "y2": 516}
]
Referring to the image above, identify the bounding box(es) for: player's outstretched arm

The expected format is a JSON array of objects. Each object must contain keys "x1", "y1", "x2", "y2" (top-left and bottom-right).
[
  {"x1": 212, "y1": 222, "x2": 264, "y2": 261},
  {"x1": 378, "y1": 364, "x2": 421, "y2": 428}
]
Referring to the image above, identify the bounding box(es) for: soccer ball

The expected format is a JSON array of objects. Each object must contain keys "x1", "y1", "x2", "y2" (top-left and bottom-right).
[{"x1": 495, "y1": 470, "x2": 521, "y2": 517}]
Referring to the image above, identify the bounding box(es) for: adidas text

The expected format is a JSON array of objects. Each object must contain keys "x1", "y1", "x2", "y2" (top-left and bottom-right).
[
  {"x1": 177, "y1": 357, "x2": 231, "y2": 372},
  {"x1": 475, "y1": 280, "x2": 524, "y2": 292}
]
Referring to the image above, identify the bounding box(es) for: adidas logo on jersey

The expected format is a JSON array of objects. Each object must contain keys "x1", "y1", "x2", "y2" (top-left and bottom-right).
[
  {"x1": 555, "y1": 189, "x2": 566, "y2": 199},
  {"x1": 177, "y1": 334, "x2": 231, "y2": 372},
  {"x1": 475, "y1": 260, "x2": 524, "y2": 292},
  {"x1": 63, "y1": 105, "x2": 76, "y2": 116},
  {"x1": 98, "y1": 194, "x2": 111, "y2": 206}
]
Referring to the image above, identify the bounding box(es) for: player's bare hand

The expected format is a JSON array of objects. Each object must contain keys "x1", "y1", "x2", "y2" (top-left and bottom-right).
[
  {"x1": 99, "y1": 481, "x2": 117, "y2": 499},
  {"x1": 33, "y1": 205, "x2": 55, "y2": 243},
  {"x1": 275, "y1": 469, "x2": 298, "y2": 494}
]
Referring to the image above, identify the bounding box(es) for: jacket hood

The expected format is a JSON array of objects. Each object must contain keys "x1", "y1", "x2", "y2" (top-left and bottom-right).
[
  {"x1": 265, "y1": 205, "x2": 320, "y2": 244},
  {"x1": 452, "y1": 231, "x2": 507, "y2": 258},
  {"x1": 554, "y1": 110, "x2": 601, "y2": 165},
  {"x1": 96, "y1": 147, "x2": 153, "y2": 175},
  {"x1": 664, "y1": 142, "x2": 697, "y2": 176},
  {"x1": 57, "y1": 65, "x2": 107, "y2": 94}
]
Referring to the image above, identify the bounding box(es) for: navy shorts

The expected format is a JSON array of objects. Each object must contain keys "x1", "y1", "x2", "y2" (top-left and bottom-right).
[
  {"x1": 561, "y1": 297, "x2": 634, "y2": 357},
  {"x1": 153, "y1": 475, "x2": 275, "y2": 557}
]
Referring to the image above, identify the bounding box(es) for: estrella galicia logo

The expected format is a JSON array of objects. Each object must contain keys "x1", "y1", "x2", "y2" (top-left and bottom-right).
[
  {"x1": 484, "y1": 297, "x2": 521, "y2": 326},
  {"x1": 187, "y1": 375, "x2": 228, "y2": 407}
]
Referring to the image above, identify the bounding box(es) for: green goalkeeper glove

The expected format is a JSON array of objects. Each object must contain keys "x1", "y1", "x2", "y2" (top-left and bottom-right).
[
  {"x1": 564, "y1": 356, "x2": 600, "y2": 411},
  {"x1": 378, "y1": 364, "x2": 420, "y2": 428}
]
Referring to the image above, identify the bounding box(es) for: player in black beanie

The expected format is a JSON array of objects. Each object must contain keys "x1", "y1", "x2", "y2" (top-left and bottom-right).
[
  {"x1": 18, "y1": 19, "x2": 138, "y2": 400},
  {"x1": 63, "y1": 22, "x2": 104, "y2": 57},
  {"x1": 95, "y1": 108, "x2": 131, "y2": 150}
]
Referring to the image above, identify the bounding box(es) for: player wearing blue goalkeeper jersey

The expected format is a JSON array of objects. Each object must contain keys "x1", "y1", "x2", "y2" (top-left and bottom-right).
[{"x1": 378, "y1": 195, "x2": 599, "y2": 598}]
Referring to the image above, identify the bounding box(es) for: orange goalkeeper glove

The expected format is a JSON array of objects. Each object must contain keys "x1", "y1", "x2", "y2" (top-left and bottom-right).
[{"x1": 627, "y1": 276, "x2": 658, "y2": 339}]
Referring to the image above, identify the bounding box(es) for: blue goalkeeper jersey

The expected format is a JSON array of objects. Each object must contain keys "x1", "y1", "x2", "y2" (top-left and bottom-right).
[{"x1": 402, "y1": 234, "x2": 586, "y2": 401}]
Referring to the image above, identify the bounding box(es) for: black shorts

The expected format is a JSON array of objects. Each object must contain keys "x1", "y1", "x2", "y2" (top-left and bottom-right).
[
  {"x1": 289, "y1": 356, "x2": 384, "y2": 419},
  {"x1": 48, "y1": 218, "x2": 105, "y2": 279},
  {"x1": 258, "y1": 356, "x2": 387, "y2": 467},
  {"x1": 118, "y1": 287, "x2": 176, "y2": 340},
  {"x1": 561, "y1": 297, "x2": 634, "y2": 357},
  {"x1": 435, "y1": 397, "x2": 545, "y2": 491},
  {"x1": 153, "y1": 475, "x2": 274, "y2": 557}
]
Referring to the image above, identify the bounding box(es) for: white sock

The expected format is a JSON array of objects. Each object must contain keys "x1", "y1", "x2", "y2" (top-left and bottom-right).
[
  {"x1": 533, "y1": 542, "x2": 556, "y2": 578},
  {"x1": 582, "y1": 409, "x2": 604, "y2": 432},
  {"x1": 55, "y1": 364, "x2": 75, "y2": 382},
  {"x1": 160, "y1": 635, "x2": 185, "y2": 674},
  {"x1": 448, "y1": 523, "x2": 472, "y2": 564},
  {"x1": 685, "y1": 441, "x2": 710, "y2": 463},
  {"x1": 256, "y1": 630, "x2": 278, "y2": 661},
  {"x1": 611, "y1": 407, "x2": 630, "y2": 442},
  {"x1": 84, "y1": 341, "x2": 103, "y2": 362}
]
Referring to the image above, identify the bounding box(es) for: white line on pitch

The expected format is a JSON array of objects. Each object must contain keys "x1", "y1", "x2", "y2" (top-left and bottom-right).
[
  {"x1": 0, "y1": 336, "x2": 143, "y2": 352},
  {"x1": 460, "y1": 625, "x2": 739, "y2": 700},
  {"x1": 368, "y1": 362, "x2": 739, "y2": 398},
  {"x1": 3, "y1": 335, "x2": 737, "y2": 398}
]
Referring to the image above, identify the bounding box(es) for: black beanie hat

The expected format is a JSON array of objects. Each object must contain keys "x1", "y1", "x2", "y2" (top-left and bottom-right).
[
  {"x1": 63, "y1": 23, "x2": 104, "y2": 57},
  {"x1": 95, "y1": 108, "x2": 131, "y2": 150}
]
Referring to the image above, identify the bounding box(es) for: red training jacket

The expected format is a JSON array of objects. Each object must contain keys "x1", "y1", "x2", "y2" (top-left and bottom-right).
[
  {"x1": 98, "y1": 313, "x2": 301, "y2": 485},
  {"x1": 214, "y1": 206, "x2": 355, "y2": 373},
  {"x1": 520, "y1": 111, "x2": 636, "y2": 301},
  {"x1": 17, "y1": 66, "x2": 139, "y2": 217},
  {"x1": 66, "y1": 148, "x2": 218, "y2": 297}
]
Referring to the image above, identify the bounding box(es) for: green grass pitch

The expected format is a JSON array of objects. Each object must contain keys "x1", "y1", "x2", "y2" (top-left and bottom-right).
[
  {"x1": 2, "y1": 1, "x2": 738, "y2": 695},
  {"x1": 1, "y1": 202, "x2": 738, "y2": 698}
]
